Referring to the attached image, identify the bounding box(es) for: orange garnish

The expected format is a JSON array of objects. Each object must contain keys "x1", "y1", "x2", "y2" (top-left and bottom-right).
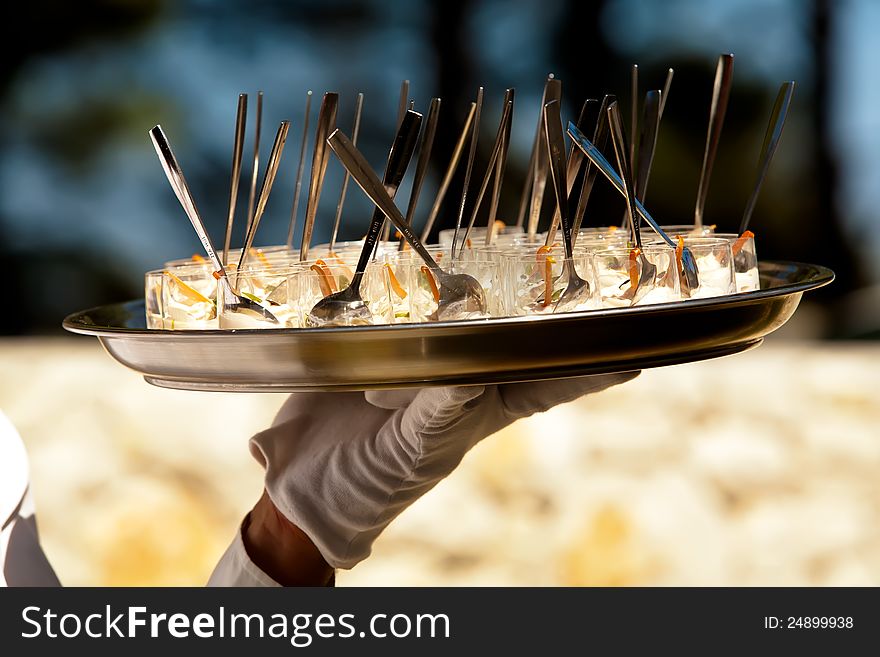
[
  {"x1": 165, "y1": 271, "x2": 211, "y2": 304},
  {"x1": 628, "y1": 248, "x2": 641, "y2": 290},
  {"x1": 488, "y1": 219, "x2": 506, "y2": 244},
  {"x1": 731, "y1": 230, "x2": 755, "y2": 257},
  {"x1": 542, "y1": 256, "x2": 556, "y2": 307},
  {"x1": 212, "y1": 270, "x2": 222, "y2": 280},
  {"x1": 466, "y1": 238, "x2": 472, "y2": 249},
  {"x1": 535, "y1": 244, "x2": 553, "y2": 263},
  {"x1": 675, "y1": 235, "x2": 684, "y2": 273},
  {"x1": 608, "y1": 225, "x2": 618, "y2": 232},
  {"x1": 250, "y1": 248, "x2": 271, "y2": 267},
  {"x1": 420, "y1": 266, "x2": 440, "y2": 302},
  {"x1": 384, "y1": 263, "x2": 408, "y2": 299},
  {"x1": 395, "y1": 230, "x2": 404, "y2": 240},
  {"x1": 310, "y1": 259, "x2": 338, "y2": 296},
  {"x1": 191, "y1": 254, "x2": 205, "y2": 262}
]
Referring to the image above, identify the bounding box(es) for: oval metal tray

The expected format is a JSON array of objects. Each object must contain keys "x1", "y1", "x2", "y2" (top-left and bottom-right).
[{"x1": 62, "y1": 261, "x2": 833, "y2": 392}]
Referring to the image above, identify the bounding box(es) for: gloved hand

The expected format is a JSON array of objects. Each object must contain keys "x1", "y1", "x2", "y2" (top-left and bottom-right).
[{"x1": 250, "y1": 373, "x2": 638, "y2": 570}]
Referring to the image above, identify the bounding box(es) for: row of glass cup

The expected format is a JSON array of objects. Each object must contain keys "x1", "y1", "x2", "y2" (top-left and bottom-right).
[{"x1": 144, "y1": 225, "x2": 760, "y2": 329}]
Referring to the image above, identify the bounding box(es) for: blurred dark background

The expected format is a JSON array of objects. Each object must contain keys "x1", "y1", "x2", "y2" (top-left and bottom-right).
[{"x1": 2, "y1": 0, "x2": 877, "y2": 337}]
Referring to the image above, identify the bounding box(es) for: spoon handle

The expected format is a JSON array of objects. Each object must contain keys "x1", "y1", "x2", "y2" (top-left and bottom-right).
[
  {"x1": 545, "y1": 98, "x2": 596, "y2": 245},
  {"x1": 223, "y1": 94, "x2": 247, "y2": 267},
  {"x1": 694, "y1": 53, "x2": 734, "y2": 229},
  {"x1": 739, "y1": 81, "x2": 795, "y2": 233},
  {"x1": 420, "y1": 102, "x2": 476, "y2": 243},
  {"x1": 451, "y1": 86, "x2": 484, "y2": 259},
  {"x1": 571, "y1": 94, "x2": 614, "y2": 240},
  {"x1": 462, "y1": 90, "x2": 514, "y2": 248},
  {"x1": 634, "y1": 89, "x2": 662, "y2": 203},
  {"x1": 149, "y1": 125, "x2": 225, "y2": 275},
  {"x1": 568, "y1": 121, "x2": 675, "y2": 248},
  {"x1": 328, "y1": 129, "x2": 443, "y2": 274},
  {"x1": 402, "y1": 97, "x2": 441, "y2": 235},
  {"x1": 527, "y1": 78, "x2": 563, "y2": 240},
  {"x1": 608, "y1": 102, "x2": 642, "y2": 247},
  {"x1": 245, "y1": 90, "x2": 263, "y2": 234},
  {"x1": 329, "y1": 92, "x2": 364, "y2": 252},
  {"x1": 485, "y1": 89, "x2": 515, "y2": 246},
  {"x1": 236, "y1": 121, "x2": 291, "y2": 275},
  {"x1": 515, "y1": 74, "x2": 559, "y2": 229},
  {"x1": 543, "y1": 100, "x2": 574, "y2": 260},
  {"x1": 351, "y1": 109, "x2": 422, "y2": 288},
  {"x1": 286, "y1": 90, "x2": 313, "y2": 249},
  {"x1": 659, "y1": 67, "x2": 674, "y2": 119},
  {"x1": 300, "y1": 92, "x2": 339, "y2": 261}
]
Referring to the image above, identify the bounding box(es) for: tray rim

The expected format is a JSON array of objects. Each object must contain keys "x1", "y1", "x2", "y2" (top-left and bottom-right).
[{"x1": 62, "y1": 260, "x2": 834, "y2": 338}]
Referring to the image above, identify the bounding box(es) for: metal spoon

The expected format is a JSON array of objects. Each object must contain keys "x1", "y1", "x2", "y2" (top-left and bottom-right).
[
  {"x1": 327, "y1": 129, "x2": 487, "y2": 320},
  {"x1": 451, "y1": 86, "x2": 484, "y2": 259},
  {"x1": 222, "y1": 93, "x2": 247, "y2": 267},
  {"x1": 310, "y1": 111, "x2": 423, "y2": 325},
  {"x1": 300, "y1": 92, "x2": 339, "y2": 261},
  {"x1": 245, "y1": 90, "x2": 263, "y2": 234},
  {"x1": 566, "y1": 121, "x2": 700, "y2": 293},
  {"x1": 461, "y1": 89, "x2": 514, "y2": 249},
  {"x1": 398, "y1": 97, "x2": 441, "y2": 251},
  {"x1": 694, "y1": 53, "x2": 734, "y2": 230},
  {"x1": 608, "y1": 102, "x2": 657, "y2": 304},
  {"x1": 419, "y1": 102, "x2": 476, "y2": 242},
  {"x1": 543, "y1": 99, "x2": 589, "y2": 312},
  {"x1": 235, "y1": 121, "x2": 291, "y2": 277},
  {"x1": 148, "y1": 125, "x2": 278, "y2": 324},
  {"x1": 285, "y1": 90, "x2": 313, "y2": 250},
  {"x1": 329, "y1": 92, "x2": 365, "y2": 253},
  {"x1": 735, "y1": 80, "x2": 795, "y2": 272},
  {"x1": 526, "y1": 77, "x2": 563, "y2": 240}
]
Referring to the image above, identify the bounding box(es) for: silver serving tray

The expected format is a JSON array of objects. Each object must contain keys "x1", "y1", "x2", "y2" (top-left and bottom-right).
[{"x1": 62, "y1": 261, "x2": 833, "y2": 392}]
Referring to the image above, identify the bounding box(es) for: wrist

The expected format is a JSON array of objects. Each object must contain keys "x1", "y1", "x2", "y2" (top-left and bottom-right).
[{"x1": 242, "y1": 490, "x2": 335, "y2": 586}]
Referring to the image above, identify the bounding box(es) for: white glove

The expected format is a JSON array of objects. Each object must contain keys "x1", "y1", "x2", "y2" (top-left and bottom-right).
[{"x1": 250, "y1": 373, "x2": 638, "y2": 569}]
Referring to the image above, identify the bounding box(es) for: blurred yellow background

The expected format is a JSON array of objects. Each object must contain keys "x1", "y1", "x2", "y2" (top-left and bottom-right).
[{"x1": 3, "y1": 329, "x2": 878, "y2": 586}]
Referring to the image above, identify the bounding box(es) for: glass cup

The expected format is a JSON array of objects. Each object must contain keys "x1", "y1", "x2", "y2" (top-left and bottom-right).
[
  {"x1": 298, "y1": 260, "x2": 392, "y2": 327},
  {"x1": 714, "y1": 232, "x2": 759, "y2": 292},
  {"x1": 500, "y1": 248, "x2": 597, "y2": 316},
  {"x1": 144, "y1": 269, "x2": 165, "y2": 329},
  {"x1": 399, "y1": 258, "x2": 496, "y2": 322},
  {"x1": 161, "y1": 264, "x2": 218, "y2": 329},
  {"x1": 676, "y1": 237, "x2": 735, "y2": 299},
  {"x1": 593, "y1": 245, "x2": 681, "y2": 308},
  {"x1": 222, "y1": 266, "x2": 300, "y2": 328}
]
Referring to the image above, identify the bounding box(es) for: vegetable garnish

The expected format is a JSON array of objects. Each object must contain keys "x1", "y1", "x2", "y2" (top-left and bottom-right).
[
  {"x1": 675, "y1": 235, "x2": 684, "y2": 274},
  {"x1": 542, "y1": 255, "x2": 556, "y2": 307},
  {"x1": 732, "y1": 230, "x2": 755, "y2": 257},
  {"x1": 628, "y1": 248, "x2": 641, "y2": 291},
  {"x1": 311, "y1": 259, "x2": 338, "y2": 296},
  {"x1": 489, "y1": 219, "x2": 506, "y2": 242},
  {"x1": 384, "y1": 263, "x2": 408, "y2": 299},
  {"x1": 165, "y1": 271, "x2": 212, "y2": 304},
  {"x1": 250, "y1": 248, "x2": 271, "y2": 267},
  {"x1": 420, "y1": 265, "x2": 440, "y2": 302}
]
